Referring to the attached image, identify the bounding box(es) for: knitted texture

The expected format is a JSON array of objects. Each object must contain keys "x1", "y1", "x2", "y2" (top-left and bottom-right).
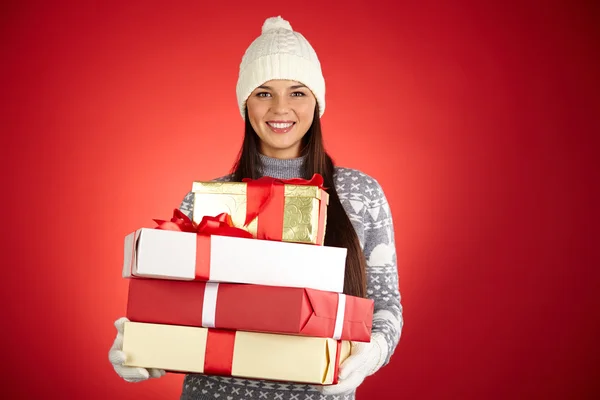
[
  {"x1": 177, "y1": 154, "x2": 403, "y2": 400},
  {"x1": 236, "y1": 16, "x2": 326, "y2": 119}
]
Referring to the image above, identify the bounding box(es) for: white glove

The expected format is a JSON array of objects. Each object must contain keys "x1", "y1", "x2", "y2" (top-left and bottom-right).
[
  {"x1": 108, "y1": 317, "x2": 166, "y2": 382},
  {"x1": 316, "y1": 332, "x2": 388, "y2": 395}
]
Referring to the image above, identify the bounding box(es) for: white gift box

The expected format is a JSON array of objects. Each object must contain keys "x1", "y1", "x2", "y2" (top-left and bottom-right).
[{"x1": 122, "y1": 228, "x2": 347, "y2": 293}]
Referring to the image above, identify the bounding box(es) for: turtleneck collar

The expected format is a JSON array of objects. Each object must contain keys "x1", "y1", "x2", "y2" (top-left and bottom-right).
[{"x1": 258, "y1": 153, "x2": 306, "y2": 179}]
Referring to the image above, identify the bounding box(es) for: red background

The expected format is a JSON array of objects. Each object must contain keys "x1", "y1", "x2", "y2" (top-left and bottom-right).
[{"x1": 1, "y1": 1, "x2": 598, "y2": 399}]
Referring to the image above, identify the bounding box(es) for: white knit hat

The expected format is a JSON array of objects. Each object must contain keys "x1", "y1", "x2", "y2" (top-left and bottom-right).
[{"x1": 236, "y1": 16, "x2": 326, "y2": 120}]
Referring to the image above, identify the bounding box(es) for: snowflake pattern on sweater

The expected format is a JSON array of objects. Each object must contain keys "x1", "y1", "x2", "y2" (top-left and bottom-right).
[{"x1": 177, "y1": 164, "x2": 403, "y2": 400}]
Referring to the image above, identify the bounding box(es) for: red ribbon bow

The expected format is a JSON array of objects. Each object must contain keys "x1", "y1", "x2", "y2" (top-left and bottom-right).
[
  {"x1": 241, "y1": 173, "x2": 325, "y2": 227},
  {"x1": 154, "y1": 209, "x2": 253, "y2": 239}
]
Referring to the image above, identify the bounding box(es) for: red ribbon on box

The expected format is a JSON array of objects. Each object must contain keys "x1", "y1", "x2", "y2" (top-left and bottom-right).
[
  {"x1": 241, "y1": 173, "x2": 326, "y2": 241},
  {"x1": 201, "y1": 329, "x2": 343, "y2": 382},
  {"x1": 154, "y1": 209, "x2": 253, "y2": 239},
  {"x1": 204, "y1": 329, "x2": 236, "y2": 376},
  {"x1": 332, "y1": 340, "x2": 342, "y2": 385},
  {"x1": 153, "y1": 210, "x2": 253, "y2": 280}
]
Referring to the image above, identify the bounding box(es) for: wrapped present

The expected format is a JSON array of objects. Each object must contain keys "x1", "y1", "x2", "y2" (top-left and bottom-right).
[
  {"x1": 126, "y1": 279, "x2": 374, "y2": 342},
  {"x1": 122, "y1": 321, "x2": 351, "y2": 385},
  {"x1": 122, "y1": 210, "x2": 347, "y2": 293},
  {"x1": 192, "y1": 174, "x2": 329, "y2": 245}
]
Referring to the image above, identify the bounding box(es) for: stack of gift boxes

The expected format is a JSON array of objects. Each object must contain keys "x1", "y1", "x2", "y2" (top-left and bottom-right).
[{"x1": 119, "y1": 175, "x2": 374, "y2": 385}]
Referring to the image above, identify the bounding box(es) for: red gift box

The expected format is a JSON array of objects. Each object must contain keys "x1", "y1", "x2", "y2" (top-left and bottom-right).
[{"x1": 126, "y1": 278, "x2": 374, "y2": 342}]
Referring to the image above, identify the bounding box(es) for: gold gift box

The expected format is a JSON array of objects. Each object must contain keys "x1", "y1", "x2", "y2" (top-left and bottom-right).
[
  {"x1": 122, "y1": 322, "x2": 351, "y2": 384},
  {"x1": 191, "y1": 181, "x2": 329, "y2": 245}
]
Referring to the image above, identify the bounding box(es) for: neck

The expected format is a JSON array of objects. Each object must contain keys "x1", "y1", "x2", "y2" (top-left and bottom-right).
[{"x1": 258, "y1": 153, "x2": 306, "y2": 179}]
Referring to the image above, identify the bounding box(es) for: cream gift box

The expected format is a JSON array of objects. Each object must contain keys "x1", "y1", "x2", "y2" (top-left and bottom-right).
[{"x1": 122, "y1": 321, "x2": 351, "y2": 385}]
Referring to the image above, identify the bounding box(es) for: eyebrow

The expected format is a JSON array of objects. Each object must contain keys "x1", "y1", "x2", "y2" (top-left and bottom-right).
[{"x1": 257, "y1": 84, "x2": 307, "y2": 90}]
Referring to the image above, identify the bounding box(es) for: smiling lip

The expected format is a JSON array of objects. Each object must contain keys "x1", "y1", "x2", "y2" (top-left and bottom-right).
[{"x1": 266, "y1": 121, "x2": 295, "y2": 134}]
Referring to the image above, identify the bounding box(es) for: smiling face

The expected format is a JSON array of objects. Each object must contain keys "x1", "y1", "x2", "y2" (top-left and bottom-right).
[{"x1": 245, "y1": 79, "x2": 317, "y2": 159}]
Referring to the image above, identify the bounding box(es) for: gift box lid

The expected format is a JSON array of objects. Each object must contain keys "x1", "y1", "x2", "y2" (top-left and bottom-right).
[{"x1": 192, "y1": 181, "x2": 329, "y2": 204}]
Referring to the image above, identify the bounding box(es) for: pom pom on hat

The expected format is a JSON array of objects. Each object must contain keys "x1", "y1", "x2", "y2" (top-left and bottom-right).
[
  {"x1": 236, "y1": 16, "x2": 326, "y2": 120},
  {"x1": 262, "y1": 16, "x2": 293, "y2": 33}
]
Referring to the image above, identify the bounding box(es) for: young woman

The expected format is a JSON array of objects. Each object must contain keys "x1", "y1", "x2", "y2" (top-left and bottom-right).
[{"x1": 109, "y1": 16, "x2": 403, "y2": 400}]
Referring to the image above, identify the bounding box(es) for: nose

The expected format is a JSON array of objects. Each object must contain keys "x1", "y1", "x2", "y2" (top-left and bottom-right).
[{"x1": 271, "y1": 95, "x2": 290, "y2": 114}]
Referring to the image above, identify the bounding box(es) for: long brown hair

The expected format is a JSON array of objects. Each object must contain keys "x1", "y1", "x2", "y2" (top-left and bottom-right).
[{"x1": 231, "y1": 106, "x2": 367, "y2": 298}]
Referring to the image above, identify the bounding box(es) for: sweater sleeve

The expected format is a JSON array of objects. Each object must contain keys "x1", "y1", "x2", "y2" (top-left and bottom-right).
[
  {"x1": 362, "y1": 180, "x2": 403, "y2": 367},
  {"x1": 178, "y1": 190, "x2": 194, "y2": 219}
]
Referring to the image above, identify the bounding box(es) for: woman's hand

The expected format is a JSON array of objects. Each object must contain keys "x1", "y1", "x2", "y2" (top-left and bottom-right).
[
  {"x1": 108, "y1": 317, "x2": 166, "y2": 382},
  {"x1": 316, "y1": 332, "x2": 387, "y2": 395}
]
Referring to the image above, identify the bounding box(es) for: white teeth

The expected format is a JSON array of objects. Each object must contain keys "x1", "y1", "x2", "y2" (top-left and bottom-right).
[{"x1": 268, "y1": 122, "x2": 294, "y2": 129}]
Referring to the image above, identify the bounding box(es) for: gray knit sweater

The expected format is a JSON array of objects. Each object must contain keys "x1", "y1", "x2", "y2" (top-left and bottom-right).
[{"x1": 177, "y1": 154, "x2": 403, "y2": 400}]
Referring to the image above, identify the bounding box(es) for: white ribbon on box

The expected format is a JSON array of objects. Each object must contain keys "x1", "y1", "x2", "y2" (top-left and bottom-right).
[
  {"x1": 200, "y1": 282, "x2": 348, "y2": 340},
  {"x1": 202, "y1": 282, "x2": 220, "y2": 328},
  {"x1": 332, "y1": 293, "x2": 346, "y2": 340}
]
